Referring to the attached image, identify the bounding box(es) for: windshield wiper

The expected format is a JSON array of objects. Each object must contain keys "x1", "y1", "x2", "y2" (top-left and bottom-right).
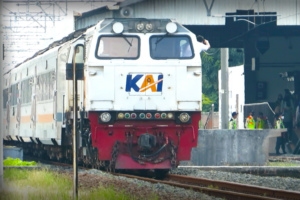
[
  {"x1": 127, "y1": 38, "x2": 133, "y2": 52},
  {"x1": 155, "y1": 33, "x2": 168, "y2": 45},
  {"x1": 122, "y1": 36, "x2": 132, "y2": 47}
]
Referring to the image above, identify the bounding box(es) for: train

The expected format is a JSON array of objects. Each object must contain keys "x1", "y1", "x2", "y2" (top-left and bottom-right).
[{"x1": 3, "y1": 18, "x2": 202, "y2": 173}]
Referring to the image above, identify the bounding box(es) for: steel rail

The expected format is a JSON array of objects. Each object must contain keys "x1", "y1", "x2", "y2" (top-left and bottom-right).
[
  {"x1": 113, "y1": 173, "x2": 277, "y2": 200},
  {"x1": 165, "y1": 174, "x2": 300, "y2": 200}
]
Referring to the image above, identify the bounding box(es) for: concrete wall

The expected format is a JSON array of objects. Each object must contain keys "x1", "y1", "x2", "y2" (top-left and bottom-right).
[
  {"x1": 3, "y1": 147, "x2": 23, "y2": 161},
  {"x1": 184, "y1": 129, "x2": 283, "y2": 166}
]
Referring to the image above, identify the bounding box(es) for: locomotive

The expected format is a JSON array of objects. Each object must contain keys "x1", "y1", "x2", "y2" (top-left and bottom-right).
[{"x1": 3, "y1": 18, "x2": 202, "y2": 173}]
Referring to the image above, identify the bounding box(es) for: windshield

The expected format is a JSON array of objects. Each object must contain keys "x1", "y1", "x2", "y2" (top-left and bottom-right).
[
  {"x1": 150, "y1": 35, "x2": 194, "y2": 59},
  {"x1": 96, "y1": 36, "x2": 139, "y2": 59}
]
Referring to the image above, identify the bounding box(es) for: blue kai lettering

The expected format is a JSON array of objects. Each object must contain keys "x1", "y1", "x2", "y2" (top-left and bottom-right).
[
  {"x1": 125, "y1": 74, "x2": 163, "y2": 92},
  {"x1": 125, "y1": 74, "x2": 143, "y2": 92}
]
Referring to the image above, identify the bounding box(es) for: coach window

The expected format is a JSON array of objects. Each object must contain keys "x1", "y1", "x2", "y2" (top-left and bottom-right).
[
  {"x1": 3, "y1": 88, "x2": 9, "y2": 108},
  {"x1": 10, "y1": 83, "x2": 19, "y2": 106},
  {"x1": 21, "y1": 78, "x2": 32, "y2": 104},
  {"x1": 74, "y1": 45, "x2": 84, "y2": 64},
  {"x1": 96, "y1": 36, "x2": 139, "y2": 59},
  {"x1": 150, "y1": 35, "x2": 194, "y2": 59}
]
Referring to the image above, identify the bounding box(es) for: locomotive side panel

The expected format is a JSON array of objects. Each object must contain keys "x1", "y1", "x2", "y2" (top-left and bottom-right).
[{"x1": 56, "y1": 44, "x2": 71, "y2": 141}]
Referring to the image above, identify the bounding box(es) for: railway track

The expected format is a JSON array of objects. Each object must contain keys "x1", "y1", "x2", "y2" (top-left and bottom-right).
[
  {"x1": 116, "y1": 173, "x2": 300, "y2": 200},
  {"x1": 23, "y1": 157, "x2": 300, "y2": 200}
]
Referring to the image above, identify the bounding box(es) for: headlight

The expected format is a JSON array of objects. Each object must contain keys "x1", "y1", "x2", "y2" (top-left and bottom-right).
[
  {"x1": 161, "y1": 113, "x2": 167, "y2": 119},
  {"x1": 112, "y1": 22, "x2": 124, "y2": 34},
  {"x1": 136, "y1": 22, "x2": 144, "y2": 31},
  {"x1": 100, "y1": 112, "x2": 111, "y2": 122},
  {"x1": 166, "y1": 22, "x2": 177, "y2": 34},
  {"x1": 145, "y1": 23, "x2": 153, "y2": 31},
  {"x1": 179, "y1": 113, "x2": 190, "y2": 122},
  {"x1": 167, "y1": 113, "x2": 173, "y2": 119}
]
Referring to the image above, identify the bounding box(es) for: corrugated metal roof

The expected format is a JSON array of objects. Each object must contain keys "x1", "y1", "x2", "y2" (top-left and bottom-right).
[
  {"x1": 74, "y1": 0, "x2": 300, "y2": 29},
  {"x1": 75, "y1": 11, "x2": 113, "y2": 30},
  {"x1": 132, "y1": 0, "x2": 300, "y2": 25},
  {"x1": 75, "y1": 0, "x2": 146, "y2": 30}
]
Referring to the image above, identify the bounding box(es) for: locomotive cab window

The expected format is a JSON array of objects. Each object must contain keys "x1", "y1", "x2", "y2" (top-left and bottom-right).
[
  {"x1": 96, "y1": 36, "x2": 139, "y2": 59},
  {"x1": 150, "y1": 35, "x2": 194, "y2": 59}
]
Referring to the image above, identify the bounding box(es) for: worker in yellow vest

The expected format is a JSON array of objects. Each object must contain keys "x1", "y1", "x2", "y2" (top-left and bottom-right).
[
  {"x1": 245, "y1": 110, "x2": 256, "y2": 129},
  {"x1": 256, "y1": 112, "x2": 269, "y2": 129}
]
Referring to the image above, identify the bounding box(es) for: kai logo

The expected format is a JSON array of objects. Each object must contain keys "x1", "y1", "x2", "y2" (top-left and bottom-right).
[{"x1": 126, "y1": 74, "x2": 163, "y2": 92}]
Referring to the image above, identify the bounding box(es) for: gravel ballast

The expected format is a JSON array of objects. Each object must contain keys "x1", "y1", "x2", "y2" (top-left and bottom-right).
[
  {"x1": 39, "y1": 164, "x2": 223, "y2": 200},
  {"x1": 171, "y1": 168, "x2": 300, "y2": 192}
]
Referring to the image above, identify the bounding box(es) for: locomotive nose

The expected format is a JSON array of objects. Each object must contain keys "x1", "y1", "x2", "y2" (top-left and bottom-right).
[{"x1": 138, "y1": 133, "x2": 157, "y2": 149}]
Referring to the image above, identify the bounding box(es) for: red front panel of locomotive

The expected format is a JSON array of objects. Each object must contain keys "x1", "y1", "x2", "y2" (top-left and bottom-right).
[{"x1": 89, "y1": 111, "x2": 200, "y2": 169}]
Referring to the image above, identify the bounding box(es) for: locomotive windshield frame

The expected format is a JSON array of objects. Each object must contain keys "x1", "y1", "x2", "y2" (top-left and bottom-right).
[
  {"x1": 95, "y1": 35, "x2": 141, "y2": 59},
  {"x1": 149, "y1": 35, "x2": 195, "y2": 60}
]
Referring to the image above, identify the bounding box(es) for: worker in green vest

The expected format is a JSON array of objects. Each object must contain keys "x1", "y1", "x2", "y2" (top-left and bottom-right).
[
  {"x1": 275, "y1": 113, "x2": 286, "y2": 154},
  {"x1": 229, "y1": 112, "x2": 238, "y2": 129},
  {"x1": 256, "y1": 112, "x2": 268, "y2": 129},
  {"x1": 245, "y1": 110, "x2": 256, "y2": 129}
]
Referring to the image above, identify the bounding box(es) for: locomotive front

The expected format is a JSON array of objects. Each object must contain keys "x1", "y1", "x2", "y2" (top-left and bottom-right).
[{"x1": 84, "y1": 18, "x2": 202, "y2": 171}]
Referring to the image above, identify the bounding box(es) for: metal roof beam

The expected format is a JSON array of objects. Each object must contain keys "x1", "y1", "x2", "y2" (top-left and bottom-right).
[
  {"x1": 54, "y1": 1, "x2": 67, "y2": 15},
  {"x1": 3, "y1": 0, "x2": 117, "y2": 2},
  {"x1": 36, "y1": 1, "x2": 53, "y2": 22}
]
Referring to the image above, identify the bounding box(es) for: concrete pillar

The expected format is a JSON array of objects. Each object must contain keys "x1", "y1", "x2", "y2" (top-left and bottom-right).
[
  {"x1": 220, "y1": 48, "x2": 229, "y2": 129},
  {"x1": 244, "y1": 38, "x2": 257, "y2": 104},
  {"x1": 0, "y1": 1, "x2": 3, "y2": 191}
]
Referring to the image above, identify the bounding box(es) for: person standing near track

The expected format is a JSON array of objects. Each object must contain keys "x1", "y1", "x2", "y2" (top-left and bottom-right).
[
  {"x1": 256, "y1": 112, "x2": 268, "y2": 129},
  {"x1": 296, "y1": 99, "x2": 300, "y2": 129},
  {"x1": 275, "y1": 113, "x2": 287, "y2": 155},
  {"x1": 274, "y1": 94, "x2": 283, "y2": 115},
  {"x1": 245, "y1": 110, "x2": 256, "y2": 129},
  {"x1": 283, "y1": 101, "x2": 293, "y2": 143},
  {"x1": 229, "y1": 112, "x2": 238, "y2": 129}
]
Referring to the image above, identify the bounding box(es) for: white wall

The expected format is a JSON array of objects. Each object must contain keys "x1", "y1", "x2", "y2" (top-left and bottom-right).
[{"x1": 219, "y1": 65, "x2": 245, "y2": 129}]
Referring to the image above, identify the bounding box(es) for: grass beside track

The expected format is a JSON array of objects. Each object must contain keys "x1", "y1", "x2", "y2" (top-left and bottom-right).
[
  {"x1": 0, "y1": 169, "x2": 158, "y2": 200},
  {"x1": 266, "y1": 162, "x2": 300, "y2": 167}
]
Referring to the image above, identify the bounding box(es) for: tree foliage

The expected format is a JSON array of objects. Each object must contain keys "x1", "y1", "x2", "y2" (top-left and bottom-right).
[
  {"x1": 202, "y1": 94, "x2": 213, "y2": 105},
  {"x1": 202, "y1": 48, "x2": 244, "y2": 112}
]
